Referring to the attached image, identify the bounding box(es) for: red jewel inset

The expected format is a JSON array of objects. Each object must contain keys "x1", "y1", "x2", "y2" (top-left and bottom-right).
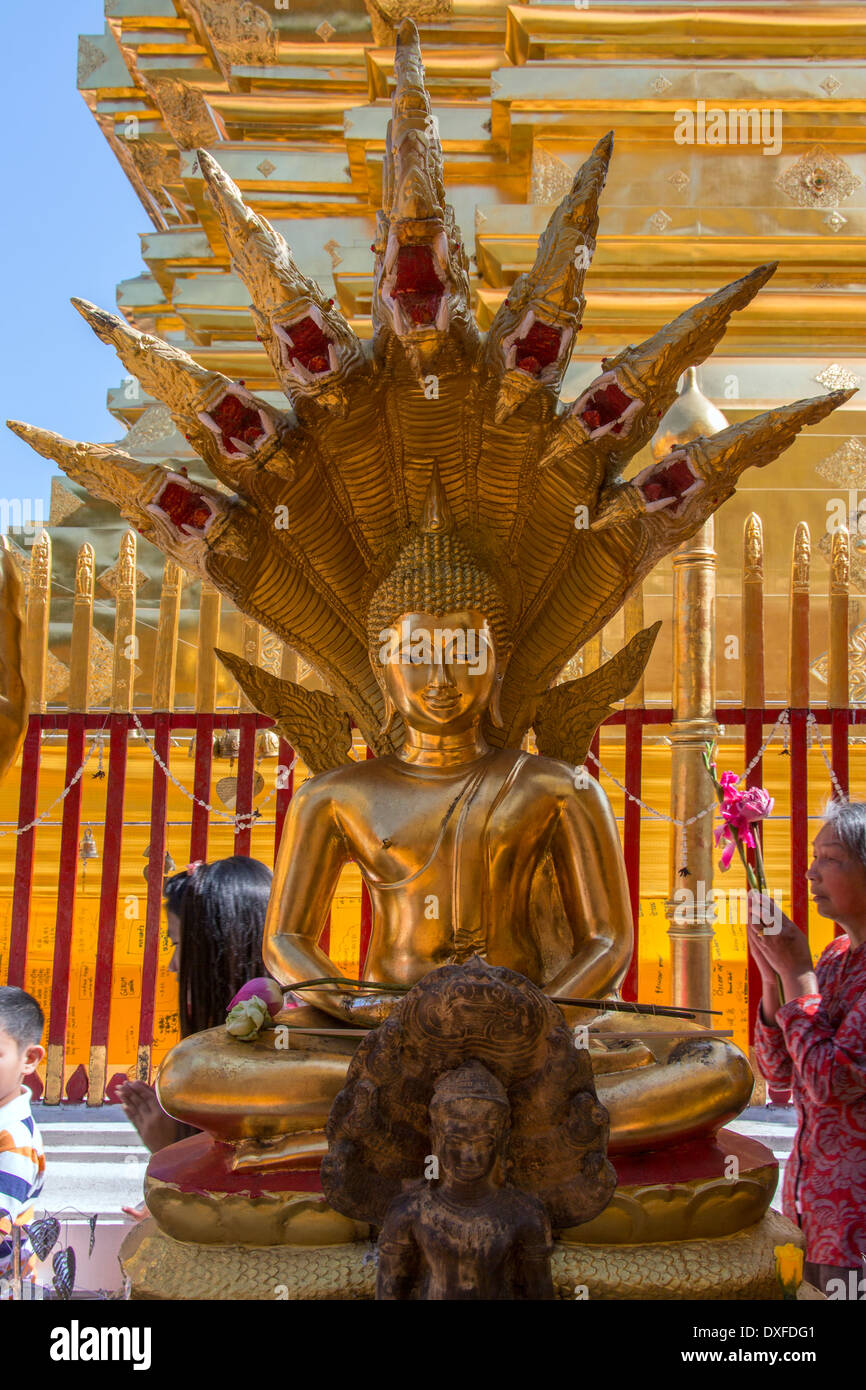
[
  {"x1": 285, "y1": 316, "x2": 332, "y2": 375},
  {"x1": 641, "y1": 456, "x2": 696, "y2": 505},
  {"x1": 580, "y1": 381, "x2": 633, "y2": 434},
  {"x1": 513, "y1": 321, "x2": 561, "y2": 377},
  {"x1": 392, "y1": 245, "x2": 443, "y2": 327},
  {"x1": 210, "y1": 393, "x2": 265, "y2": 454},
  {"x1": 157, "y1": 480, "x2": 212, "y2": 532}
]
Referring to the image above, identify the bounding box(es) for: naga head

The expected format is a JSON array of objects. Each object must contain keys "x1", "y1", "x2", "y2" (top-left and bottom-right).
[
  {"x1": 367, "y1": 469, "x2": 512, "y2": 736},
  {"x1": 372, "y1": 21, "x2": 475, "y2": 370},
  {"x1": 485, "y1": 132, "x2": 613, "y2": 425}
]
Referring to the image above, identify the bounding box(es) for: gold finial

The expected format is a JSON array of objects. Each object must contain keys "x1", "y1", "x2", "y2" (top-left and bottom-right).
[
  {"x1": 831, "y1": 526, "x2": 850, "y2": 595},
  {"x1": 792, "y1": 522, "x2": 811, "y2": 592},
  {"x1": 118, "y1": 531, "x2": 137, "y2": 596},
  {"x1": 651, "y1": 366, "x2": 729, "y2": 461},
  {"x1": 74, "y1": 542, "x2": 95, "y2": 600},
  {"x1": 743, "y1": 513, "x2": 763, "y2": 581}
]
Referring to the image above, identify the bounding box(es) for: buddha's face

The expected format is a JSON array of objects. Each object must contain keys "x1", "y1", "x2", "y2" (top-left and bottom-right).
[
  {"x1": 432, "y1": 1097, "x2": 505, "y2": 1185},
  {"x1": 378, "y1": 608, "x2": 498, "y2": 734}
]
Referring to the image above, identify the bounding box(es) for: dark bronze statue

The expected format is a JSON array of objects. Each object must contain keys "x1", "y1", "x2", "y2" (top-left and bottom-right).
[
  {"x1": 377, "y1": 1061, "x2": 555, "y2": 1300},
  {"x1": 322, "y1": 957, "x2": 616, "y2": 1299}
]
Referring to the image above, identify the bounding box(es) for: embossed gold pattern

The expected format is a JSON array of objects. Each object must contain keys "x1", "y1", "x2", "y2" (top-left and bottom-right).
[{"x1": 120, "y1": 1210, "x2": 805, "y2": 1301}]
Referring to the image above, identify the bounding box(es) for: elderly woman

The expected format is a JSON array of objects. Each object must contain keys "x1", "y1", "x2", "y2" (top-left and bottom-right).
[{"x1": 749, "y1": 800, "x2": 866, "y2": 1298}]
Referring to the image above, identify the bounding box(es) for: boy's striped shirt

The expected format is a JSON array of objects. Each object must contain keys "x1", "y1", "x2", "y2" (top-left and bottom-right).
[{"x1": 0, "y1": 1087, "x2": 45, "y2": 1280}]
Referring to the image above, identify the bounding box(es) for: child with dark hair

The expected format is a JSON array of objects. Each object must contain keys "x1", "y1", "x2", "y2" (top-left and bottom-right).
[
  {"x1": 0, "y1": 987, "x2": 46, "y2": 1281},
  {"x1": 121, "y1": 855, "x2": 274, "y2": 1154}
]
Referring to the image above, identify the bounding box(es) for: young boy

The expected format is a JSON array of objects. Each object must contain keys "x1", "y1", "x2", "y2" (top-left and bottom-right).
[{"x1": 0, "y1": 987, "x2": 45, "y2": 1285}]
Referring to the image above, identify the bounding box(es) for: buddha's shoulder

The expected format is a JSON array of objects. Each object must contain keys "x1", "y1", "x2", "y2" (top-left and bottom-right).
[{"x1": 510, "y1": 748, "x2": 606, "y2": 799}]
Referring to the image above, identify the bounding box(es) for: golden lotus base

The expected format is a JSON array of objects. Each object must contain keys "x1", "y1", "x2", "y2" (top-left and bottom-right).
[
  {"x1": 142, "y1": 1128, "x2": 779, "y2": 1247},
  {"x1": 120, "y1": 1210, "x2": 804, "y2": 1301}
]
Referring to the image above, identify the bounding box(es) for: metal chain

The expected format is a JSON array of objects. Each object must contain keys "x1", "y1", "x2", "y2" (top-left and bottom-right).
[
  {"x1": 131, "y1": 711, "x2": 298, "y2": 831},
  {"x1": 807, "y1": 713, "x2": 849, "y2": 803},
  {"x1": 0, "y1": 722, "x2": 108, "y2": 838},
  {"x1": 585, "y1": 709, "x2": 791, "y2": 828}
]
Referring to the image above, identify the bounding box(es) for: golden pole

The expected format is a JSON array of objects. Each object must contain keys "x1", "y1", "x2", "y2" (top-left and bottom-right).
[
  {"x1": 742, "y1": 514, "x2": 765, "y2": 711},
  {"x1": 24, "y1": 530, "x2": 51, "y2": 714},
  {"x1": 279, "y1": 643, "x2": 298, "y2": 683},
  {"x1": 667, "y1": 518, "x2": 717, "y2": 1012},
  {"x1": 152, "y1": 559, "x2": 182, "y2": 711},
  {"x1": 828, "y1": 526, "x2": 849, "y2": 710},
  {"x1": 68, "y1": 543, "x2": 94, "y2": 712},
  {"x1": 656, "y1": 369, "x2": 726, "y2": 1012},
  {"x1": 195, "y1": 580, "x2": 221, "y2": 712},
  {"x1": 239, "y1": 618, "x2": 261, "y2": 711},
  {"x1": 742, "y1": 512, "x2": 766, "y2": 1098},
  {"x1": 789, "y1": 523, "x2": 811, "y2": 708},
  {"x1": 582, "y1": 629, "x2": 604, "y2": 675},
  {"x1": 623, "y1": 587, "x2": 645, "y2": 709},
  {"x1": 111, "y1": 531, "x2": 137, "y2": 713}
]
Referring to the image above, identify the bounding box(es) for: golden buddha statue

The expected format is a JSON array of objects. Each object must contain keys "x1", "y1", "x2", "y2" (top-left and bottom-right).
[
  {"x1": 155, "y1": 469, "x2": 754, "y2": 1161},
  {"x1": 8, "y1": 21, "x2": 848, "y2": 1279}
]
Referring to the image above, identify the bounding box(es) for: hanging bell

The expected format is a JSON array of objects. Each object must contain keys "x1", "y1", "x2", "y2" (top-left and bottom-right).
[
  {"x1": 78, "y1": 828, "x2": 98, "y2": 864},
  {"x1": 213, "y1": 728, "x2": 240, "y2": 766},
  {"x1": 164, "y1": 850, "x2": 177, "y2": 875},
  {"x1": 255, "y1": 729, "x2": 280, "y2": 762}
]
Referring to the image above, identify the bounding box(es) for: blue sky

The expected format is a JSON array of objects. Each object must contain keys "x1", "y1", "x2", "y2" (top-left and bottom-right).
[{"x1": 0, "y1": 2, "x2": 147, "y2": 518}]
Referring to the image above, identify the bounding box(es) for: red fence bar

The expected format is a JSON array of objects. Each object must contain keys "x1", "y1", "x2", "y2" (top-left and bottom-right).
[
  {"x1": 790, "y1": 708, "x2": 810, "y2": 934},
  {"x1": 87, "y1": 713, "x2": 129, "y2": 1104},
  {"x1": 138, "y1": 712, "x2": 169, "y2": 1083},
  {"x1": 588, "y1": 730, "x2": 600, "y2": 778},
  {"x1": 189, "y1": 713, "x2": 213, "y2": 864},
  {"x1": 621, "y1": 709, "x2": 643, "y2": 1002},
  {"x1": 274, "y1": 737, "x2": 294, "y2": 858},
  {"x1": 831, "y1": 709, "x2": 850, "y2": 800},
  {"x1": 233, "y1": 713, "x2": 257, "y2": 857},
  {"x1": 44, "y1": 714, "x2": 87, "y2": 1102},
  {"x1": 7, "y1": 717, "x2": 42, "y2": 988}
]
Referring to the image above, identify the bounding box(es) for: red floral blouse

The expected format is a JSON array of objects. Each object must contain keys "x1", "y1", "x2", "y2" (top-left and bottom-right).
[{"x1": 754, "y1": 935, "x2": 866, "y2": 1267}]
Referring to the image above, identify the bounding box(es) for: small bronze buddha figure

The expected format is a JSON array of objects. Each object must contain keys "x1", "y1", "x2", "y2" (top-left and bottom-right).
[{"x1": 377, "y1": 1063, "x2": 554, "y2": 1301}]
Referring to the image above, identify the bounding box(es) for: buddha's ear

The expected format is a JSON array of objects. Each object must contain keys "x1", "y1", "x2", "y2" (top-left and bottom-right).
[
  {"x1": 489, "y1": 673, "x2": 505, "y2": 729},
  {"x1": 379, "y1": 691, "x2": 398, "y2": 736}
]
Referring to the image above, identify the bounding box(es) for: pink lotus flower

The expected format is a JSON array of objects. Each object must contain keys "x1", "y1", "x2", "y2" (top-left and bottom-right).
[
  {"x1": 714, "y1": 818, "x2": 757, "y2": 870},
  {"x1": 703, "y1": 748, "x2": 774, "y2": 880},
  {"x1": 228, "y1": 976, "x2": 284, "y2": 1018}
]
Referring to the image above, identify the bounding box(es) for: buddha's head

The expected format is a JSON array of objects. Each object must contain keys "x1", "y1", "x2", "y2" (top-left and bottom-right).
[
  {"x1": 429, "y1": 1062, "x2": 509, "y2": 1187},
  {"x1": 367, "y1": 470, "x2": 512, "y2": 736}
]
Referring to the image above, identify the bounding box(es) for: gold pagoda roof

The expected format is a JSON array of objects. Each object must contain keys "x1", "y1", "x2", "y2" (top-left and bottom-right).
[{"x1": 73, "y1": 0, "x2": 864, "y2": 433}]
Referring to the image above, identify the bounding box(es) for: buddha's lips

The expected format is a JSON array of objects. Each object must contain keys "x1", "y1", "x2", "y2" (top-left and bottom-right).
[
  {"x1": 641, "y1": 455, "x2": 698, "y2": 508},
  {"x1": 282, "y1": 315, "x2": 332, "y2": 376},
  {"x1": 512, "y1": 321, "x2": 562, "y2": 377},
  {"x1": 209, "y1": 393, "x2": 266, "y2": 454},
  {"x1": 579, "y1": 381, "x2": 634, "y2": 435},
  {"x1": 149, "y1": 478, "x2": 215, "y2": 535},
  {"x1": 388, "y1": 244, "x2": 446, "y2": 331}
]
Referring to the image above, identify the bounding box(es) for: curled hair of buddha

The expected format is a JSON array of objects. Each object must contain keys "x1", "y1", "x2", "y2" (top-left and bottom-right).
[{"x1": 366, "y1": 467, "x2": 512, "y2": 660}]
